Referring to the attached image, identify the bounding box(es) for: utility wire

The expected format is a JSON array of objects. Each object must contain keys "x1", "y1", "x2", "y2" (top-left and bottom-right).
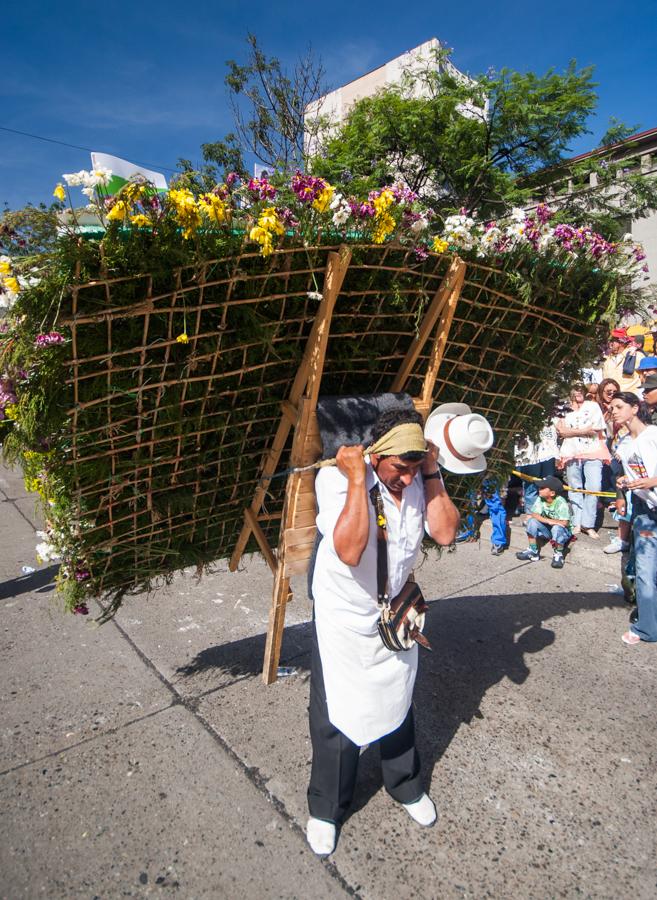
[{"x1": 0, "y1": 125, "x2": 179, "y2": 174}]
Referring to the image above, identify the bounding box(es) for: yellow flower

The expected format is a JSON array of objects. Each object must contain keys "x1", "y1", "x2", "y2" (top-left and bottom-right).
[
  {"x1": 0, "y1": 260, "x2": 10, "y2": 275},
  {"x1": 168, "y1": 188, "x2": 201, "y2": 239},
  {"x1": 249, "y1": 207, "x2": 284, "y2": 256},
  {"x1": 200, "y1": 193, "x2": 229, "y2": 225},
  {"x1": 4, "y1": 403, "x2": 18, "y2": 420},
  {"x1": 107, "y1": 200, "x2": 129, "y2": 223},
  {"x1": 372, "y1": 211, "x2": 395, "y2": 244},
  {"x1": 24, "y1": 475, "x2": 40, "y2": 493},
  {"x1": 130, "y1": 213, "x2": 151, "y2": 228},
  {"x1": 432, "y1": 237, "x2": 449, "y2": 254},
  {"x1": 123, "y1": 182, "x2": 147, "y2": 202},
  {"x1": 176, "y1": 332, "x2": 189, "y2": 344},
  {"x1": 53, "y1": 183, "x2": 66, "y2": 202},
  {"x1": 2, "y1": 276, "x2": 20, "y2": 294},
  {"x1": 373, "y1": 189, "x2": 394, "y2": 215},
  {"x1": 312, "y1": 185, "x2": 334, "y2": 214}
]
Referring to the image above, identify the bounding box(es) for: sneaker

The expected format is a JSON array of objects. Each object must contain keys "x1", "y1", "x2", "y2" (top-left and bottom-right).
[
  {"x1": 516, "y1": 548, "x2": 539, "y2": 562},
  {"x1": 490, "y1": 544, "x2": 505, "y2": 556},
  {"x1": 551, "y1": 551, "x2": 564, "y2": 569},
  {"x1": 603, "y1": 537, "x2": 630, "y2": 554},
  {"x1": 306, "y1": 817, "x2": 337, "y2": 855},
  {"x1": 401, "y1": 793, "x2": 437, "y2": 827}
]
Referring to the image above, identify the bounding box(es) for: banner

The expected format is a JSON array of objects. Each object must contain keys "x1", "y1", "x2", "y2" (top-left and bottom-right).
[{"x1": 90, "y1": 152, "x2": 167, "y2": 195}]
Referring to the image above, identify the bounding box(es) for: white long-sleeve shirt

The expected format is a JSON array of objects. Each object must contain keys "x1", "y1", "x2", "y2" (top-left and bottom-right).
[{"x1": 312, "y1": 460, "x2": 426, "y2": 635}]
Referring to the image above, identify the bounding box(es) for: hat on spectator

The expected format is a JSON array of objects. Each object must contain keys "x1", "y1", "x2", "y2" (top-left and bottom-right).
[
  {"x1": 610, "y1": 328, "x2": 629, "y2": 342},
  {"x1": 537, "y1": 475, "x2": 564, "y2": 494},
  {"x1": 637, "y1": 356, "x2": 657, "y2": 371},
  {"x1": 642, "y1": 374, "x2": 657, "y2": 394}
]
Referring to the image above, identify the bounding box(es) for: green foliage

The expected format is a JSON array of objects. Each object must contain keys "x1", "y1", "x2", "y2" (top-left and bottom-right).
[
  {"x1": 598, "y1": 116, "x2": 642, "y2": 148},
  {"x1": 311, "y1": 51, "x2": 598, "y2": 221}
]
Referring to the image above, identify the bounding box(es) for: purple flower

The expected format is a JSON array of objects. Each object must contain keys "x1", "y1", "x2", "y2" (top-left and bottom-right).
[
  {"x1": 291, "y1": 172, "x2": 327, "y2": 203},
  {"x1": 73, "y1": 603, "x2": 89, "y2": 615},
  {"x1": 535, "y1": 203, "x2": 553, "y2": 225},
  {"x1": 225, "y1": 172, "x2": 239, "y2": 186},
  {"x1": 279, "y1": 207, "x2": 299, "y2": 228},
  {"x1": 248, "y1": 177, "x2": 277, "y2": 200},
  {"x1": 413, "y1": 245, "x2": 429, "y2": 261},
  {"x1": 35, "y1": 332, "x2": 65, "y2": 348}
]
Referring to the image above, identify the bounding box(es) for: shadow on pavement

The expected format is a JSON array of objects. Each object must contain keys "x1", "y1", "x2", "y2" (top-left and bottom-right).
[
  {"x1": 176, "y1": 587, "x2": 626, "y2": 818},
  {"x1": 0, "y1": 564, "x2": 60, "y2": 600}
]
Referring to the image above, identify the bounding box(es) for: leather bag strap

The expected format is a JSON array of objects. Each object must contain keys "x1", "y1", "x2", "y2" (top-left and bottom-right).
[{"x1": 369, "y1": 483, "x2": 389, "y2": 605}]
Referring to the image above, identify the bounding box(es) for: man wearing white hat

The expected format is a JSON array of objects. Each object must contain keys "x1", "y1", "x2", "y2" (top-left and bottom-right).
[{"x1": 307, "y1": 406, "x2": 460, "y2": 856}]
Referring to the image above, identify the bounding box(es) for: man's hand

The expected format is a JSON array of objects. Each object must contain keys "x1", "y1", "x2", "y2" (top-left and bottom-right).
[
  {"x1": 335, "y1": 445, "x2": 366, "y2": 483},
  {"x1": 421, "y1": 440, "x2": 439, "y2": 476},
  {"x1": 626, "y1": 476, "x2": 657, "y2": 491}
]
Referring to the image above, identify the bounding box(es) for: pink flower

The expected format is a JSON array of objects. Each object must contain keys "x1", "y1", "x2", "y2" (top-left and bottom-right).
[
  {"x1": 225, "y1": 172, "x2": 239, "y2": 186},
  {"x1": 35, "y1": 332, "x2": 65, "y2": 348},
  {"x1": 73, "y1": 603, "x2": 89, "y2": 615}
]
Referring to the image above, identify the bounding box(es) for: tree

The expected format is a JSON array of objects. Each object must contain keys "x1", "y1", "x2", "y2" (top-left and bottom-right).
[
  {"x1": 598, "y1": 116, "x2": 642, "y2": 148},
  {"x1": 201, "y1": 33, "x2": 328, "y2": 177},
  {"x1": 310, "y1": 51, "x2": 599, "y2": 220}
]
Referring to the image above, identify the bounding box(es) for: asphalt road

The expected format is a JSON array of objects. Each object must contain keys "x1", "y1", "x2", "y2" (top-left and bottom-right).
[{"x1": 1, "y1": 462, "x2": 655, "y2": 899}]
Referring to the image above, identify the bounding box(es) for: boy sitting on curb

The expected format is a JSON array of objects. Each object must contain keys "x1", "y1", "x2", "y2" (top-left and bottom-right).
[{"x1": 515, "y1": 476, "x2": 572, "y2": 569}]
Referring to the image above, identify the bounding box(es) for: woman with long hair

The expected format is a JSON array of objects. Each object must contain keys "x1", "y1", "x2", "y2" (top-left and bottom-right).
[
  {"x1": 597, "y1": 378, "x2": 621, "y2": 427},
  {"x1": 556, "y1": 384, "x2": 610, "y2": 537},
  {"x1": 609, "y1": 391, "x2": 657, "y2": 645}
]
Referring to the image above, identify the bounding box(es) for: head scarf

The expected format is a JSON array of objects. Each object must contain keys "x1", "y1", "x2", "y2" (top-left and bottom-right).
[{"x1": 365, "y1": 422, "x2": 427, "y2": 457}]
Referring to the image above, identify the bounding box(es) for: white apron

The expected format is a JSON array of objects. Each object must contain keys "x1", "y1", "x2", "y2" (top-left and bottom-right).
[{"x1": 315, "y1": 606, "x2": 418, "y2": 747}]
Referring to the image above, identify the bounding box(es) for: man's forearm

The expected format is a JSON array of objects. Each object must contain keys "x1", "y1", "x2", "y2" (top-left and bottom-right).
[
  {"x1": 333, "y1": 477, "x2": 370, "y2": 566},
  {"x1": 425, "y1": 478, "x2": 460, "y2": 545}
]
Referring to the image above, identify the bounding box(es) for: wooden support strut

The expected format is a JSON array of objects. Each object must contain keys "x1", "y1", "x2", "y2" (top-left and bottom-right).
[{"x1": 261, "y1": 246, "x2": 352, "y2": 684}]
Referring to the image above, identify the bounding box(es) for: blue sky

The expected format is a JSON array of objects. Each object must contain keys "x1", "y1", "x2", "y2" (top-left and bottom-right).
[{"x1": 2, "y1": 0, "x2": 656, "y2": 210}]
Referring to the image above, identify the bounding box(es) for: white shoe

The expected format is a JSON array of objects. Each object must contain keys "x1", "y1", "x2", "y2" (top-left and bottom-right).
[
  {"x1": 306, "y1": 817, "x2": 337, "y2": 855},
  {"x1": 603, "y1": 537, "x2": 630, "y2": 554},
  {"x1": 401, "y1": 793, "x2": 437, "y2": 827}
]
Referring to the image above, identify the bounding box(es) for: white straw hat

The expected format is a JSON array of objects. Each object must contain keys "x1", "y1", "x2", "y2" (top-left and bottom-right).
[{"x1": 424, "y1": 403, "x2": 494, "y2": 474}]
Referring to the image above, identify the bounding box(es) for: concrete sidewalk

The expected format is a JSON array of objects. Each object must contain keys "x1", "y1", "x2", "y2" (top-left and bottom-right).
[{"x1": 1, "y1": 462, "x2": 655, "y2": 899}]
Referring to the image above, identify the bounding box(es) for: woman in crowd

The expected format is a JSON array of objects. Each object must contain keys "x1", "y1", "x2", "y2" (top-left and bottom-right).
[
  {"x1": 609, "y1": 392, "x2": 657, "y2": 645},
  {"x1": 556, "y1": 384, "x2": 610, "y2": 537},
  {"x1": 595, "y1": 378, "x2": 630, "y2": 553}
]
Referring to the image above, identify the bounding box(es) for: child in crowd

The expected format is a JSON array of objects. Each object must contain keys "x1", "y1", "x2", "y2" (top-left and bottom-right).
[{"x1": 516, "y1": 476, "x2": 572, "y2": 569}]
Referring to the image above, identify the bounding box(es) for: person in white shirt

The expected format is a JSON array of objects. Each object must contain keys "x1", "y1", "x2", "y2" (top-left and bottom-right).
[
  {"x1": 556, "y1": 386, "x2": 610, "y2": 537},
  {"x1": 610, "y1": 391, "x2": 657, "y2": 645},
  {"x1": 306, "y1": 408, "x2": 459, "y2": 856}
]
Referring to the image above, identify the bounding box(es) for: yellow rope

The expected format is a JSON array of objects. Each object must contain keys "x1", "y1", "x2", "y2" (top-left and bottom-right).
[{"x1": 511, "y1": 469, "x2": 616, "y2": 498}]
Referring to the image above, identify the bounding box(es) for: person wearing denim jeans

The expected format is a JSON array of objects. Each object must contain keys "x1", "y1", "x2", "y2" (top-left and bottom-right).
[
  {"x1": 556, "y1": 387, "x2": 609, "y2": 537},
  {"x1": 516, "y1": 476, "x2": 572, "y2": 568},
  {"x1": 609, "y1": 391, "x2": 657, "y2": 645},
  {"x1": 565, "y1": 457, "x2": 603, "y2": 531}
]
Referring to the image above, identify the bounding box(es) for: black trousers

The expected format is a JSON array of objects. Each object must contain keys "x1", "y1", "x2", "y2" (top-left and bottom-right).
[{"x1": 307, "y1": 624, "x2": 423, "y2": 824}]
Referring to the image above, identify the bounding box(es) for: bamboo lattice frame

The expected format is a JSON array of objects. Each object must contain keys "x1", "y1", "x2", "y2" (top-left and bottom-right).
[{"x1": 55, "y1": 243, "x2": 597, "y2": 612}]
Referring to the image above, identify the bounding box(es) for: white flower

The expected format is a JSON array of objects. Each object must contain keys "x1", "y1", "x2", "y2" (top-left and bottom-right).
[
  {"x1": 410, "y1": 217, "x2": 429, "y2": 235},
  {"x1": 91, "y1": 166, "x2": 112, "y2": 186},
  {"x1": 510, "y1": 207, "x2": 526, "y2": 223},
  {"x1": 330, "y1": 192, "x2": 351, "y2": 228},
  {"x1": 35, "y1": 538, "x2": 60, "y2": 563},
  {"x1": 81, "y1": 186, "x2": 96, "y2": 200},
  {"x1": 307, "y1": 291, "x2": 323, "y2": 300},
  {"x1": 62, "y1": 170, "x2": 88, "y2": 187}
]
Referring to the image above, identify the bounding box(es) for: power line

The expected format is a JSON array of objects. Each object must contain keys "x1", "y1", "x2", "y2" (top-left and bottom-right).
[{"x1": 0, "y1": 125, "x2": 179, "y2": 174}]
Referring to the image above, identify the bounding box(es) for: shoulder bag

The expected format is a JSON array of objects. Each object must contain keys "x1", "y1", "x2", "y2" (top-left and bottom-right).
[{"x1": 369, "y1": 483, "x2": 431, "y2": 651}]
